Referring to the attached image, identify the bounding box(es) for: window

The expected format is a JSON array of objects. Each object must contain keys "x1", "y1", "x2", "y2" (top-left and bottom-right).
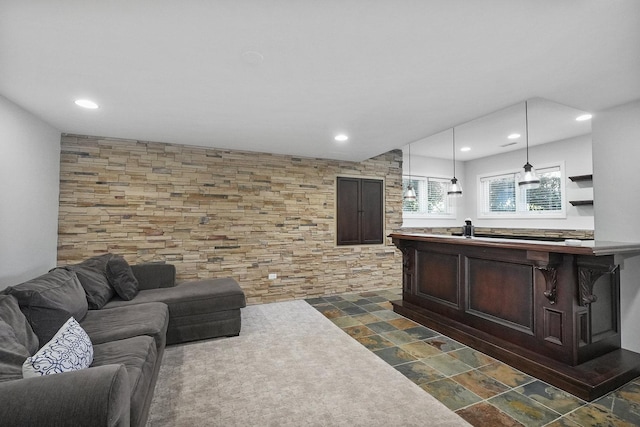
[
  {"x1": 479, "y1": 165, "x2": 565, "y2": 218},
  {"x1": 402, "y1": 176, "x2": 454, "y2": 217},
  {"x1": 336, "y1": 177, "x2": 384, "y2": 245}
]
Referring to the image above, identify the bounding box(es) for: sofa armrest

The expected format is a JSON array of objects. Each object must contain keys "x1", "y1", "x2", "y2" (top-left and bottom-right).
[
  {"x1": 131, "y1": 263, "x2": 176, "y2": 290},
  {"x1": 0, "y1": 364, "x2": 130, "y2": 427}
]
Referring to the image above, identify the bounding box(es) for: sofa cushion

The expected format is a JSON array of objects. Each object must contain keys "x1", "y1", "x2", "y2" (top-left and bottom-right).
[
  {"x1": 92, "y1": 336, "x2": 158, "y2": 427},
  {"x1": 0, "y1": 319, "x2": 30, "y2": 383},
  {"x1": 5, "y1": 269, "x2": 88, "y2": 345},
  {"x1": 81, "y1": 302, "x2": 168, "y2": 352},
  {"x1": 65, "y1": 254, "x2": 114, "y2": 309},
  {"x1": 131, "y1": 263, "x2": 176, "y2": 290},
  {"x1": 0, "y1": 295, "x2": 38, "y2": 355},
  {"x1": 106, "y1": 255, "x2": 139, "y2": 300},
  {"x1": 23, "y1": 317, "x2": 93, "y2": 378}
]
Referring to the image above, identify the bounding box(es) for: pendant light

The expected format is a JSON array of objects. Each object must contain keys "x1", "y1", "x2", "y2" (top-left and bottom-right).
[
  {"x1": 447, "y1": 128, "x2": 462, "y2": 198},
  {"x1": 403, "y1": 143, "x2": 417, "y2": 201},
  {"x1": 518, "y1": 100, "x2": 541, "y2": 190}
]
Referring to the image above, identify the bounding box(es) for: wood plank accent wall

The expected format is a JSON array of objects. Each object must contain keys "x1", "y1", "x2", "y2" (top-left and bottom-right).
[{"x1": 57, "y1": 134, "x2": 403, "y2": 304}]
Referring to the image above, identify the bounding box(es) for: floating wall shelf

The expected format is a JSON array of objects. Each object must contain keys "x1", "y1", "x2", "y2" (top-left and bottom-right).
[
  {"x1": 569, "y1": 200, "x2": 594, "y2": 206},
  {"x1": 569, "y1": 174, "x2": 593, "y2": 182}
]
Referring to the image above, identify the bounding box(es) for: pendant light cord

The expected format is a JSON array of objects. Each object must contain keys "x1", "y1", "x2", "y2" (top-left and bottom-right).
[
  {"x1": 525, "y1": 100, "x2": 529, "y2": 164},
  {"x1": 452, "y1": 128, "x2": 456, "y2": 177},
  {"x1": 408, "y1": 143, "x2": 412, "y2": 181}
]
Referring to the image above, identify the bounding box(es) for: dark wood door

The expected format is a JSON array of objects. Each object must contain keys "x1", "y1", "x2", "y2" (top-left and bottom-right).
[{"x1": 336, "y1": 177, "x2": 383, "y2": 245}]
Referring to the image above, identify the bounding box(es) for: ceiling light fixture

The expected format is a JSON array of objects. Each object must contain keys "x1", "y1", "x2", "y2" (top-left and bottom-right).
[
  {"x1": 74, "y1": 99, "x2": 99, "y2": 109},
  {"x1": 460, "y1": 147, "x2": 471, "y2": 152},
  {"x1": 517, "y1": 100, "x2": 541, "y2": 190},
  {"x1": 403, "y1": 143, "x2": 417, "y2": 201},
  {"x1": 508, "y1": 133, "x2": 521, "y2": 140},
  {"x1": 576, "y1": 114, "x2": 592, "y2": 121},
  {"x1": 447, "y1": 128, "x2": 462, "y2": 198},
  {"x1": 334, "y1": 134, "x2": 349, "y2": 142}
]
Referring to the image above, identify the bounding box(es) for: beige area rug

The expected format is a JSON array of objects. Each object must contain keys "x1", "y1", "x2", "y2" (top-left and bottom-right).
[{"x1": 147, "y1": 300, "x2": 470, "y2": 426}]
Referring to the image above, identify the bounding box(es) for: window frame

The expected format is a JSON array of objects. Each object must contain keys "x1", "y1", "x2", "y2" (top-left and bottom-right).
[
  {"x1": 477, "y1": 162, "x2": 567, "y2": 219},
  {"x1": 402, "y1": 175, "x2": 456, "y2": 219}
]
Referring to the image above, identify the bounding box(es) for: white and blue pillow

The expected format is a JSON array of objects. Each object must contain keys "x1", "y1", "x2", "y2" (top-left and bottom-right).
[{"x1": 22, "y1": 317, "x2": 93, "y2": 378}]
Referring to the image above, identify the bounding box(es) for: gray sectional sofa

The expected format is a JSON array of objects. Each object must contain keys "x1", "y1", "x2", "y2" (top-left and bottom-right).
[{"x1": 0, "y1": 255, "x2": 246, "y2": 427}]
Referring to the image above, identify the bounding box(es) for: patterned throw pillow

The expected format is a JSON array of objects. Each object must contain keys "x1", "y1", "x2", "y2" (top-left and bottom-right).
[{"x1": 22, "y1": 317, "x2": 93, "y2": 378}]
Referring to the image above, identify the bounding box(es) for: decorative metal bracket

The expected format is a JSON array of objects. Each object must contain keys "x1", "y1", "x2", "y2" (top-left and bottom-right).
[
  {"x1": 536, "y1": 266, "x2": 558, "y2": 304},
  {"x1": 578, "y1": 265, "x2": 619, "y2": 306}
]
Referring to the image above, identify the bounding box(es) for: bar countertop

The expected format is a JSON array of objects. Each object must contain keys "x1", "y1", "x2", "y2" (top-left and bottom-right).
[{"x1": 389, "y1": 232, "x2": 640, "y2": 257}]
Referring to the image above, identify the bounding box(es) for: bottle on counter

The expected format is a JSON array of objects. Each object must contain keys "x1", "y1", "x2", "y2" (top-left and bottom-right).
[{"x1": 462, "y1": 218, "x2": 474, "y2": 238}]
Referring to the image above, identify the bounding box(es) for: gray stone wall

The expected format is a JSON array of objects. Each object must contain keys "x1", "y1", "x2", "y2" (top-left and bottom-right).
[{"x1": 57, "y1": 135, "x2": 404, "y2": 304}]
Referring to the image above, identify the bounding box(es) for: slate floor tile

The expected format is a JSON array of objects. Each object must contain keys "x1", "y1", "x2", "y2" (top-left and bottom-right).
[
  {"x1": 420, "y1": 378, "x2": 482, "y2": 411},
  {"x1": 351, "y1": 313, "x2": 381, "y2": 325},
  {"x1": 456, "y1": 402, "x2": 525, "y2": 427},
  {"x1": 366, "y1": 321, "x2": 398, "y2": 334},
  {"x1": 566, "y1": 403, "x2": 637, "y2": 427},
  {"x1": 341, "y1": 305, "x2": 367, "y2": 315},
  {"x1": 387, "y1": 318, "x2": 419, "y2": 330},
  {"x1": 354, "y1": 334, "x2": 396, "y2": 351},
  {"x1": 478, "y1": 362, "x2": 534, "y2": 388},
  {"x1": 449, "y1": 347, "x2": 496, "y2": 368},
  {"x1": 394, "y1": 360, "x2": 445, "y2": 385},
  {"x1": 488, "y1": 390, "x2": 560, "y2": 427},
  {"x1": 515, "y1": 381, "x2": 584, "y2": 415},
  {"x1": 399, "y1": 341, "x2": 442, "y2": 359},
  {"x1": 361, "y1": 303, "x2": 386, "y2": 312},
  {"x1": 342, "y1": 325, "x2": 376, "y2": 339},
  {"x1": 451, "y1": 369, "x2": 510, "y2": 399},
  {"x1": 423, "y1": 335, "x2": 464, "y2": 352},
  {"x1": 403, "y1": 325, "x2": 439, "y2": 341},
  {"x1": 373, "y1": 346, "x2": 418, "y2": 366},
  {"x1": 330, "y1": 316, "x2": 362, "y2": 328},
  {"x1": 381, "y1": 330, "x2": 419, "y2": 346},
  {"x1": 371, "y1": 310, "x2": 403, "y2": 321},
  {"x1": 592, "y1": 381, "x2": 640, "y2": 424},
  {"x1": 422, "y1": 353, "x2": 474, "y2": 376}
]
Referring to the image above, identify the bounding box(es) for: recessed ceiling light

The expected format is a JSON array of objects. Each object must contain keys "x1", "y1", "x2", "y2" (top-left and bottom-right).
[
  {"x1": 507, "y1": 133, "x2": 521, "y2": 140},
  {"x1": 334, "y1": 134, "x2": 349, "y2": 142},
  {"x1": 576, "y1": 114, "x2": 592, "y2": 121},
  {"x1": 460, "y1": 147, "x2": 471, "y2": 152},
  {"x1": 75, "y1": 99, "x2": 99, "y2": 109}
]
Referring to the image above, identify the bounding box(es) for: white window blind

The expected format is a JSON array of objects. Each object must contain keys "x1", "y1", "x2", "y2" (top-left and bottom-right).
[
  {"x1": 480, "y1": 165, "x2": 564, "y2": 217},
  {"x1": 403, "y1": 176, "x2": 454, "y2": 217}
]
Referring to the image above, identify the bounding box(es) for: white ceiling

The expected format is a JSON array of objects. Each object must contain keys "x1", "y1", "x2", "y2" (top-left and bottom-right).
[{"x1": 1, "y1": 1, "x2": 639, "y2": 162}]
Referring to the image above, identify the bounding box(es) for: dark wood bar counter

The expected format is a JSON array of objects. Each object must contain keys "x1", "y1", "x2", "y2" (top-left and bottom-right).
[{"x1": 390, "y1": 232, "x2": 640, "y2": 401}]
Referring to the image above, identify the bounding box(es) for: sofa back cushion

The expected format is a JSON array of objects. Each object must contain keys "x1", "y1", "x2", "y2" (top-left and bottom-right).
[
  {"x1": 65, "y1": 254, "x2": 114, "y2": 309},
  {"x1": 130, "y1": 263, "x2": 176, "y2": 290},
  {"x1": 0, "y1": 295, "x2": 38, "y2": 354},
  {"x1": 106, "y1": 255, "x2": 139, "y2": 300},
  {"x1": 5, "y1": 269, "x2": 88, "y2": 345},
  {"x1": 0, "y1": 319, "x2": 30, "y2": 382},
  {"x1": 0, "y1": 295, "x2": 35, "y2": 383}
]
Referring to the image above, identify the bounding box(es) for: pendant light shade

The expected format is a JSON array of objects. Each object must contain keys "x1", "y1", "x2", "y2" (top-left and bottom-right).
[
  {"x1": 403, "y1": 143, "x2": 417, "y2": 201},
  {"x1": 518, "y1": 101, "x2": 541, "y2": 190},
  {"x1": 447, "y1": 128, "x2": 462, "y2": 198}
]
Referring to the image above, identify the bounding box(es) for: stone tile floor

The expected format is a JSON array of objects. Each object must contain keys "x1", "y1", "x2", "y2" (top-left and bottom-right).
[{"x1": 306, "y1": 289, "x2": 640, "y2": 427}]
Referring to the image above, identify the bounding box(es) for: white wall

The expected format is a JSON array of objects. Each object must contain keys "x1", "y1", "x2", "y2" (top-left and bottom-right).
[
  {"x1": 592, "y1": 99, "x2": 640, "y2": 352},
  {"x1": 0, "y1": 95, "x2": 61, "y2": 289},
  {"x1": 404, "y1": 134, "x2": 594, "y2": 230}
]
